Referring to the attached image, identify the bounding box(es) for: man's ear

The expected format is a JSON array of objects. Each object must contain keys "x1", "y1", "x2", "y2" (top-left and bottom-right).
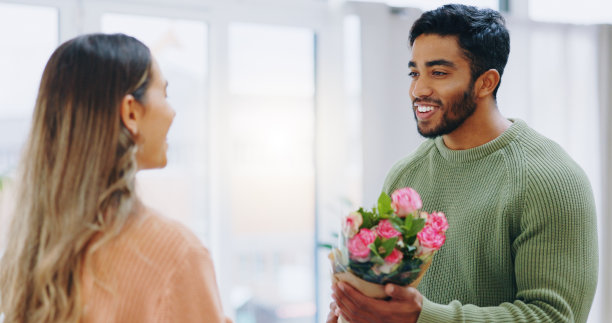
[
  {"x1": 474, "y1": 69, "x2": 500, "y2": 99},
  {"x1": 120, "y1": 94, "x2": 143, "y2": 136}
]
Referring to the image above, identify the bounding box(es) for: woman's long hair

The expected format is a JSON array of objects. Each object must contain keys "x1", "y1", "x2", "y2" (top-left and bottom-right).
[{"x1": 0, "y1": 33, "x2": 152, "y2": 323}]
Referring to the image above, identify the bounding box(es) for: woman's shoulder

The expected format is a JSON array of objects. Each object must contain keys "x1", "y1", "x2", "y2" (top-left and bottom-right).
[
  {"x1": 81, "y1": 208, "x2": 219, "y2": 322},
  {"x1": 87, "y1": 206, "x2": 210, "y2": 281},
  {"x1": 125, "y1": 207, "x2": 209, "y2": 261},
  {"x1": 136, "y1": 208, "x2": 200, "y2": 241}
]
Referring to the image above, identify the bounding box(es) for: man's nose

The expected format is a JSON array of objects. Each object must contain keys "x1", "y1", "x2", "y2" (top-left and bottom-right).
[{"x1": 411, "y1": 78, "x2": 433, "y2": 98}]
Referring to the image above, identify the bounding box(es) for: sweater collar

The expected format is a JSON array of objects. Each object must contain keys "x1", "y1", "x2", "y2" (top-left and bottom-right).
[{"x1": 434, "y1": 119, "x2": 526, "y2": 163}]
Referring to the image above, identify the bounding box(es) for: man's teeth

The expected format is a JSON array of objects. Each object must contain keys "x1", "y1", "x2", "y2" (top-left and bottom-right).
[{"x1": 417, "y1": 106, "x2": 435, "y2": 113}]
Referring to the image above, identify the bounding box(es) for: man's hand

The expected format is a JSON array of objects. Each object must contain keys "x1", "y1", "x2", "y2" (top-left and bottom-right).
[
  {"x1": 327, "y1": 301, "x2": 340, "y2": 323},
  {"x1": 331, "y1": 282, "x2": 423, "y2": 323}
]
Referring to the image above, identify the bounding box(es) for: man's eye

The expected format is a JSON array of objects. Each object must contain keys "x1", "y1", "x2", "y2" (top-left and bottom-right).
[
  {"x1": 408, "y1": 71, "x2": 419, "y2": 78},
  {"x1": 432, "y1": 71, "x2": 448, "y2": 76}
]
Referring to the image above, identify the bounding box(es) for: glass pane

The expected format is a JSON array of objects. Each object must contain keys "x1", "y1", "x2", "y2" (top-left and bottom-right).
[
  {"x1": 343, "y1": 15, "x2": 363, "y2": 189},
  {"x1": 229, "y1": 23, "x2": 315, "y2": 97},
  {"x1": 0, "y1": 3, "x2": 58, "y2": 249},
  {"x1": 316, "y1": 15, "x2": 365, "y2": 323},
  {"x1": 347, "y1": 0, "x2": 499, "y2": 10},
  {"x1": 227, "y1": 22, "x2": 316, "y2": 323},
  {"x1": 530, "y1": 0, "x2": 612, "y2": 24},
  {"x1": 0, "y1": 3, "x2": 58, "y2": 172},
  {"x1": 102, "y1": 14, "x2": 209, "y2": 239}
]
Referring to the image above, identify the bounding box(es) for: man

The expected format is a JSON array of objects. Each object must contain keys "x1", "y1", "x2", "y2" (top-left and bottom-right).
[{"x1": 329, "y1": 4, "x2": 598, "y2": 323}]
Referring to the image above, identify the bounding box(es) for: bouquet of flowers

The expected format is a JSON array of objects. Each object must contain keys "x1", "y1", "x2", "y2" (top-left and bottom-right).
[{"x1": 329, "y1": 187, "x2": 447, "y2": 322}]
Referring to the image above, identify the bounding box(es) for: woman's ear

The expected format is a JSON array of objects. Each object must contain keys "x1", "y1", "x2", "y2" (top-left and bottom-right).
[
  {"x1": 120, "y1": 94, "x2": 143, "y2": 136},
  {"x1": 474, "y1": 69, "x2": 500, "y2": 99}
]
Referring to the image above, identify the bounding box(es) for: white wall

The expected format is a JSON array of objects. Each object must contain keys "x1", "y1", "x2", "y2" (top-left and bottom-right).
[
  {"x1": 353, "y1": 3, "x2": 423, "y2": 206},
  {"x1": 597, "y1": 24, "x2": 612, "y2": 323}
]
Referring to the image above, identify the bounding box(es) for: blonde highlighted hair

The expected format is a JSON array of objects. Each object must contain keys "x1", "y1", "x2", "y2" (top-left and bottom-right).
[{"x1": 0, "y1": 33, "x2": 152, "y2": 322}]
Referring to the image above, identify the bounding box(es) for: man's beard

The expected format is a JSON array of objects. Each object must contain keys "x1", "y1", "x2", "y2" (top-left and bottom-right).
[{"x1": 414, "y1": 83, "x2": 477, "y2": 138}]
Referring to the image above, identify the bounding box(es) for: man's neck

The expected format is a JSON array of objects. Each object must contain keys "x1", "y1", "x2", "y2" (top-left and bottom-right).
[{"x1": 441, "y1": 101, "x2": 512, "y2": 150}]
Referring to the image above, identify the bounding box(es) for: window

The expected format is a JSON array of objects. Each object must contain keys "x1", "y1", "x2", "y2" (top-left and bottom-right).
[
  {"x1": 529, "y1": 0, "x2": 612, "y2": 24},
  {"x1": 102, "y1": 14, "x2": 210, "y2": 238},
  {"x1": 346, "y1": 0, "x2": 499, "y2": 10},
  {"x1": 0, "y1": 2, "x2": 364, "y2": 322},
  {"x1": 225, "y1": 22, "x2": 316, "y2": 323},
  {"x1": 0, "y1": 2, "x2": 58, "y2": 249},
  {"x1": 0, "y1": 3, "x2": 58, "y2": 177}
]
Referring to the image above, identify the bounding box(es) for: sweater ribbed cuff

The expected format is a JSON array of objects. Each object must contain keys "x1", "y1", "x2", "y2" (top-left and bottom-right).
[{"x1": 417, "y1": 296, "x2": 455, "y2": 323}]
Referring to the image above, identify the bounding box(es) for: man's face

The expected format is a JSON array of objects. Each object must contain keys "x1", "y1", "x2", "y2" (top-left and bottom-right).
[{"x1": 409, "y1": 34, "x2": 477, "y2": 138}]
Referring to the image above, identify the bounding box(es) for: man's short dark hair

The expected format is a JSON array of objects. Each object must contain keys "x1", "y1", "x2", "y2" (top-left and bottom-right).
[{"x1": 409, "y1": 4, "x2": 510, "y2": 98}]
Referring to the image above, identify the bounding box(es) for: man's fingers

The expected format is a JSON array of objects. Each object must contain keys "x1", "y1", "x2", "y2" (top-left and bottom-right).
[
  {"x1": 340, "y1": 281, "x2": 391, "y2": 308},
  {"x1": 326, "y1": 308, "x2": 339, "y2": 323},
  {"x1": 385, "y1": 284, "x2": 419, "y2": 300},
  {"x1": 338, "y1": 282, "x2": 368, "y2": 304},
  {"x1": 329, "y1": 301, "x2": 341, "y2": 317},
  {"x1": 334, "y1": 282, "x2": 364, "y2": 322},
  {"x1": 336, "y1": 282, "x2": 392, "y2": 323},
  {"x1": 384, "y1": 284, "x2": 424, "y2": 313},
  {"x1": 332, "y1": 281, "x2": 423, "y2": 323}
]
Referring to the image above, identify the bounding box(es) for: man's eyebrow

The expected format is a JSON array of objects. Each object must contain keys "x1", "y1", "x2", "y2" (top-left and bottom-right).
[
  {"x1": 425, "y1": 59, "x2": 456, "y2": 68},
  {"x1": 408, "y1": 59, "x2": 456, "y2": 68}
]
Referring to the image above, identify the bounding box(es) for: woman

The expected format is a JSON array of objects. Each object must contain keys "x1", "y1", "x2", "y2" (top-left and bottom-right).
[{"x1": 0, "y1": 33, "x2": 231, "y2": 323}]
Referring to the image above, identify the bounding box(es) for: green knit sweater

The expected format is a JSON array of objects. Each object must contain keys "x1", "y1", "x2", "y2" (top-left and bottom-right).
[{"x1": 382, "y1": 119, "x2": 598, "y2": 323}]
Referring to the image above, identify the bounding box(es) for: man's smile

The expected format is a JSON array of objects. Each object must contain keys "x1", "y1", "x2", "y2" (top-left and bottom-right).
[{"x1": 414, "y1": 103, "x2": 440, "y2": 121}]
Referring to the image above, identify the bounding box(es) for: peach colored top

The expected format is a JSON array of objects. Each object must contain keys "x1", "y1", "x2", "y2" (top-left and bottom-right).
[{"x1": 81, "y1": 209, "x2": 231, "y2": 323}]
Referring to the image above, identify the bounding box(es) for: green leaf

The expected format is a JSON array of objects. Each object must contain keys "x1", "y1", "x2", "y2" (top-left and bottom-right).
[
  {"x1": 318, "y1": 243, "x2": 333, "y2": 250},
  {"x1": 403, "y1": 217, "x2": 413, "y2": 231},
  {"x1": 377, "y1": 192, "x2": 393, "y2": 216},
  {"x1": 369, "y1": 243, "x2": 385, "y2": 264},
  {"x1": 390, "y1": 218, "x2": 405, "y2": 234},
  {"x1": 372, "y1": 255, "x2": 385, "y2": 265},
  {"x1": 405, "y1": 218, "x2": 426, "y2": 237},
  {"x1": 349, "y1": 261, "x2": 379, "y2": 282},
  {"x1": 359, "y1": 208, "x2": 374, "y2": 229},
  {"x1": 374, "y1": 236, "x2": 382, "y2": 247},
  {"x1": 390, "y1": 217, "x2": 403, "y2": 226},
  {"x1": 370, "y1": 242, "x2": 378, "y2": 254},
  {"x1": 405, "y1": 235, "x2": 417, "y2": 246},
  {"x1": 370, "y1": 210, "x2": 380, "y2": 226},
  {"x1": 380, "y1": 237, "x2": 398, "y2": 258}
]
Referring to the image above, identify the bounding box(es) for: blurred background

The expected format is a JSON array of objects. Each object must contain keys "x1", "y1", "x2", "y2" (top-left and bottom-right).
[{"x1": 0, "y1": 0, "x2": 610, "y2": 322}]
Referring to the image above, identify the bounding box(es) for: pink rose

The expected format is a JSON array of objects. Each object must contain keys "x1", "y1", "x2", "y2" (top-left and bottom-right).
[
  {"x1": 415, "y1": 244, "x2": 435, "y2": 260},
  {"x1": 417, "y1": 226, "x2": 446, "y2": 250},
  {"x1": 391, "y1": 187, "x2": 423, "y2": 217},
  {"x1": 348, "y1": 228, "x2": 377, "y2": 261},
  {"x1": 426, "y1": 212, "x2": 449, "y2": 233},
  {"x1": 343, "y1": 212, "x2": 363, "y2": 238},
  {"x1": 376, "y1": 219, "x2": 402, "y2": 239},
  {"x1": 384, "y1": 248, "x2": 403, "y2": 264}
]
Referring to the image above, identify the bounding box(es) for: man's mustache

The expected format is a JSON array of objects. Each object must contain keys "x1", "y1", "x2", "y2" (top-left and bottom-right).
[{"x1": 413, "y1": 98, "x2": 443, "y2": 106}]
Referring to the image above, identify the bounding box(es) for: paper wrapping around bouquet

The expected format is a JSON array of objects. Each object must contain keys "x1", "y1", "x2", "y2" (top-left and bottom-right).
[{"x1": 332, "y1": 260, "x2": 431, "y2": 323}]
